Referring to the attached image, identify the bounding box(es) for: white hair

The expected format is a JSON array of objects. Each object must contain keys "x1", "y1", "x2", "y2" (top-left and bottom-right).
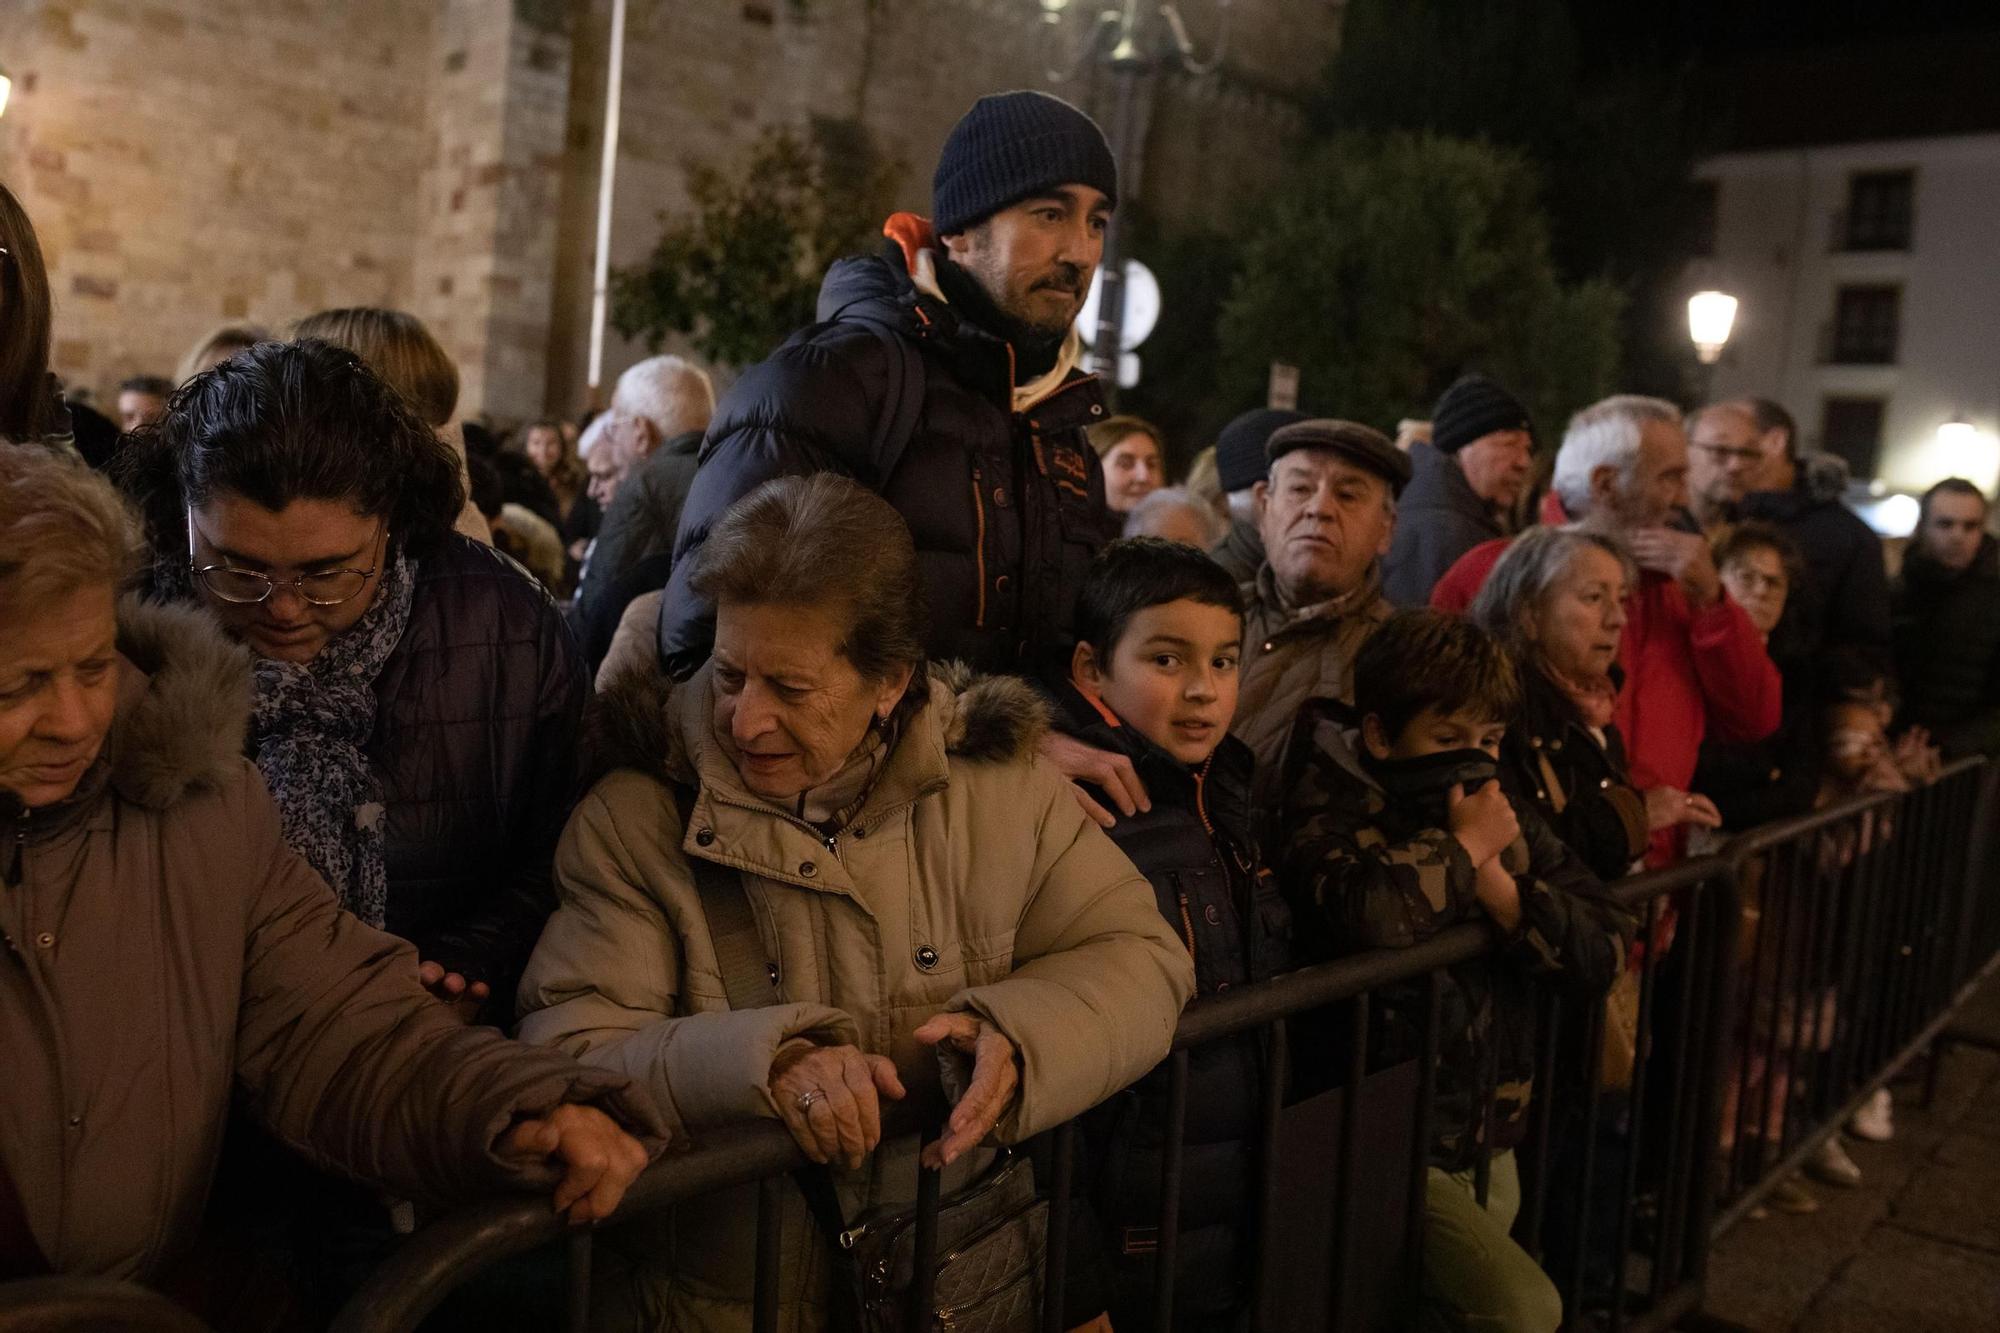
[
  {"x1": 1123, "y1": 487, "x2": 1230, "y2": 546},
  {"x1": 611, "y1": 355, "x2": 716, "y2": 439},
  {"x1": 1551, "y1": 394, "x2": 1681, "y2": 517},
  {"x1": 579, "y1": 411, "x2": 629, "y2": 470}
]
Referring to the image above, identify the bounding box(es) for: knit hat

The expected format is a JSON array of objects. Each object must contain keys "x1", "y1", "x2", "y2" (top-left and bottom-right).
[
  {"x1": 1430, "y1": 374, "x2": 1532, "y2": 455},
  {"x1": 933, "y1": 91, "x2": 1119, "y2": 236},
  {"x1": 1266, "y1": 419, "x2": 1413, "y2": 498},
  {"x1": 1215, "y1": 408, "x2": 1306, "y2": 493}
]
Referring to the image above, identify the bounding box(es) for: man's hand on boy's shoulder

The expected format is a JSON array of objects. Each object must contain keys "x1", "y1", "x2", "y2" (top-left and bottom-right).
[
  {"x1": 1039, "y1": 732, "x2": 1152, "y2": 830},
  {"x1": 1448, "y1": 781, "x2": 1519, "y2": 867}
]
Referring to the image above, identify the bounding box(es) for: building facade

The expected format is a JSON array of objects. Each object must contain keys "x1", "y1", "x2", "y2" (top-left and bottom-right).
[
  {"x1": 0, "y1": 0, "x2": 1346, "y2": 422},
  {"x1": 1690, "y1": 132, "x2": 2000, "y2": 502}
]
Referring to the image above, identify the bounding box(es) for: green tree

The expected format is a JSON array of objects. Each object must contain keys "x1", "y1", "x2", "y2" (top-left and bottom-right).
[
  {"x1": 611, "y1": 118, "x2": 900, "y2": 368},
  {"x1": 1216, "y1": 131, "x2": 1622, "y2": 436},
  {"x1": 1311, "y1": 0, "x2": 1717, "y2": 398}
]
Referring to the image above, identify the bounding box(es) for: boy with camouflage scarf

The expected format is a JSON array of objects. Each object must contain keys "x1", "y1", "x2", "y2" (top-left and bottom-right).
[{"x1": 1281, "y1": 609, "x2": 1632, "y2": 1332}]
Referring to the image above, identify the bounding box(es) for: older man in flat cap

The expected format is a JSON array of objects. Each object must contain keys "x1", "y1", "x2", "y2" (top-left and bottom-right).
[{"x1": 1233, "y1": 418, "x2": 1411, "y2": 796}]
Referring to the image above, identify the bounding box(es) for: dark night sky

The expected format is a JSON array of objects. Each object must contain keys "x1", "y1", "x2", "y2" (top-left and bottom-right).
[{"x1": 1575, "y1": 0, "x2": 2000, "y2": 61}]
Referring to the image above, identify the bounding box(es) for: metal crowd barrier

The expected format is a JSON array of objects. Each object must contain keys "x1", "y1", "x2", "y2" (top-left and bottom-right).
[
  {"x1": 19, "y1": 758, "x2": 1969, "y2": 1333},
  {"x1": 1709, "y1": 756, "x2": 1996, "y2": 1232}
]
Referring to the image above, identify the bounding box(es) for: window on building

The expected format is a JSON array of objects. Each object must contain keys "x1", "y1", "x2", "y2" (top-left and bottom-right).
[
  {"x1": 1821, "y1": 397, "x2": 1886, "y2": 476},
  {"x1": 1829, "y1": 286, "x2": 1901, "y2": 365},
  {"x1": 1689, "y1": 180, "x2": 1719, "y2": 258},
  {"x1": 1843, "y1": 170, "x2": 1914, "y2": 251}
]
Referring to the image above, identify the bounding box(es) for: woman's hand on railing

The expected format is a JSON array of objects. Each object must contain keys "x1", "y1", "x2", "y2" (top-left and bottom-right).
[
  {"x1": 914, "y1": 1012, "x2": 1022, "y2": 1169},
  {"x1": 769, "y1": 1043, "x2": 907, "y2": 1170},
  {"x1": 496, "y1": 1103, "x2": 653, "y2": 1225},
  {"x1": 1644, "y1": 786, "x2": 1723, "y2": 832}
]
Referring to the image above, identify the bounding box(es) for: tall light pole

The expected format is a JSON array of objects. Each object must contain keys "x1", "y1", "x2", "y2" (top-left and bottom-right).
[{"x1": 1041, "y1": 1, "x2": 1231, "y2": 406}]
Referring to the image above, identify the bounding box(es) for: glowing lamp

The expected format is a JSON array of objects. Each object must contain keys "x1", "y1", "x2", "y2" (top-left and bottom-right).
[{"x1": 1687, "y1": 291, "x2": 1739, "y2": 365}]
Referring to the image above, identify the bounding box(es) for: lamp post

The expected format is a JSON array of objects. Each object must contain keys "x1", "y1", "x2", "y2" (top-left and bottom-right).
[
  {"x1": 1041, "y1": 1, "x2": 1231, "y2": 405},
  {"x1": 1687, "y1": 289, "x2": 1738, "y2": 400}
]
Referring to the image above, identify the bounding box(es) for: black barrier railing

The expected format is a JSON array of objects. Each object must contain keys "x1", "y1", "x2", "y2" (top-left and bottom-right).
[
  {"x1": 281, "y1": 760, "x2": 1999, "y2": 1330},
  {"x1": 1709, "y1": 757, "x2": 1995, "y2": 1233}
]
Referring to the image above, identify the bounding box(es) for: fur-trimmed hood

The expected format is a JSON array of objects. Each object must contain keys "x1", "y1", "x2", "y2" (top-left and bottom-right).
[
  {"x1": 107, "y1": 597, "x2": 252, "y2": 811},
  {"x1": 588, "y1": 660, "x2": 1049, "y2": 793}
]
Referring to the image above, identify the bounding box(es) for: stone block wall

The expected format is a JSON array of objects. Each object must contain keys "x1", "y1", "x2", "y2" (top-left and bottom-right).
[{"x1": 1, "y1": 0, "x2": 1343, "y2": 420}]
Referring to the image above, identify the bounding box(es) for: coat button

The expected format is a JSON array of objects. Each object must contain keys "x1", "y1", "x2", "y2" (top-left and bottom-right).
[
  {"x1": 915, "y1": 945, "x2": 939, "y2": 971},
  {"x1": 851, "y1": 826, "x2": 867, "y2": 839},
  {"x1": 993, "y1": 486, "x2": 1009, "y2": 507},
  {"x1": 694, "y1": 828, "x2": 715, "y2": 847},
  {"x1": 1089, "y1": 404, "x2": 1104, "y2": 416},
  {"x1": 67, "y1": 1113, "x2": 82, "y2": 1127},
  {"x1": 1550, "y1": 739, "x2": 1564, "y2": 751},
  {"x1": 1600, "y1": 778, "x2": 1612, "y2": 790},
  {"x1": 799, "y1": 861, "x2": 817, "y2": 878},
  {"x1": 1529, "y1": 736, "x2": 1543, "y2": 749},
  {"x1": 1214, "y1": 981, "x2": 1231, "y2": 993},
  {"x1": 767, "y1": 962, "x2": 781, "y2": 985},
  {"x1": 1262, "y1": 641, "x2": 1275, "y2": 653},
  {"x1": 35, "y1": 932, "x2": 54, "y2": 949},
  {"x1": 1203, "y1": 904, "x2": 1222, "y2": 927},
  {"x1": 995, "y1": 574, "x2": 1011, "y2": 594}
]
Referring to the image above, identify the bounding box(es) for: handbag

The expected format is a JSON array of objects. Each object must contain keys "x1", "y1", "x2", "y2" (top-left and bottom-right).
[{"x1": 671, "y1": 784, "x2": 1048, "y2": 1332}]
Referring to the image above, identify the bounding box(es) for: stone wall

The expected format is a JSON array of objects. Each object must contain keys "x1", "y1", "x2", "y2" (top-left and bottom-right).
[{"x1": 0, "y1": 0, "x2": 1344, "y2": 420}]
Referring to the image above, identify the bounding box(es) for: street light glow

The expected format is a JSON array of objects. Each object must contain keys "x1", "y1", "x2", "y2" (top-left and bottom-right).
[
  {"x1": 0, "y1": 68, "x2": 12, "y2": 120},
  {"x1": 1687, "y1": 290, "x2": 1738, "y2": 365},
  {"x1": 1938, "y1": 417, "x2": 1978, "y2": 449}
]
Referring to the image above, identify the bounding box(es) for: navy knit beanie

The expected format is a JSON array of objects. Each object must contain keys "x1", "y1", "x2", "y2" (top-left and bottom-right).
[
  {"x1": 933, "y1": 91, "x2": 1119, "y2": 236},
  {"x1": 1215, "y1": 408, "x2": 1307, "y2": 493},
  {"x1": 1430, "y1": 374, "x2": 1533, "y2": 455}
]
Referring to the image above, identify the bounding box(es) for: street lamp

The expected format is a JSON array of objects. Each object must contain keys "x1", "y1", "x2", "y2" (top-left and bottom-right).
[
  {"x1": 1687, "y1": 290, "x2": 1739, "y2": 365},
  {"x1": 1042, "y1": 2, "x2": 1232, "y2": 403},
  {"x1": 0, "y1": 65, "x2": 13, "y2": 119}
]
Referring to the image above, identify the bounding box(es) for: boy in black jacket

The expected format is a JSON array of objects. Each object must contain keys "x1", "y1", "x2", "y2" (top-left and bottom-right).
[
  {"x1": 1282, "y1": 609, "x2": 1632, "y2": 1333},
  {"x1": 1054, "y1": 538, "x2": 1291, "y2": 1331}
]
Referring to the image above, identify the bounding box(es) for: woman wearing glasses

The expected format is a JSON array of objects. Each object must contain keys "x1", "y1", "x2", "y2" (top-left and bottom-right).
[{"x1": 117, "y1": 337, "x2": 588, "y2": 1022}]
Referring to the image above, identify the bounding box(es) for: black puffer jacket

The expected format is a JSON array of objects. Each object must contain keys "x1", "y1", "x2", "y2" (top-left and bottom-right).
[
  {"x1": 1738, "y1": 456, "x2": 1890, "y2": 661},
  {"x1": 658, "y1": 227, "x2": 1112, "y2": 680},
  {"x1": 1498, "y1": 665, "x2": 1649, "y2": 883},
  {"x1": 1053, "y1": 686, "x2": 1290, "y2": 1330},
  {"x1": 1894, "y1": 538, "x2": 2000, "y2": 758},
  {"x1": 370, "y1": 535, "x2": 588, "y2": 1009}
]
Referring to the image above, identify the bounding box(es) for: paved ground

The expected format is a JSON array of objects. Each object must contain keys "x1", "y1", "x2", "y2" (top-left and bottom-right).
[{"x1": 1701, "y1": 976, "x2": 2000, "y2": 1331}]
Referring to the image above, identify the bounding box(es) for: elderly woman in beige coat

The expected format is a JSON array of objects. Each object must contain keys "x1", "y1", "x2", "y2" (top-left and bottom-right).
[
  {"x1": 0, "y1": 444, "x2": 662, "y2": 1290},
  {"x1": 518, "y1": 474, "x2": 1194, "y2": 1330}
]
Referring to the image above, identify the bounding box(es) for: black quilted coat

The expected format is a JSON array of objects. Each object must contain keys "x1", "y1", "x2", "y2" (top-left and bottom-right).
[{"x1": 658, "y1": 236, "x2": 1114, "y2": 681}]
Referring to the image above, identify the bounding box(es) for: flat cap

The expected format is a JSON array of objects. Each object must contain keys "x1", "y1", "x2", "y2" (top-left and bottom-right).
[{"x1": 1265, "y1": 418, "x2": 1413, "y2": 498}]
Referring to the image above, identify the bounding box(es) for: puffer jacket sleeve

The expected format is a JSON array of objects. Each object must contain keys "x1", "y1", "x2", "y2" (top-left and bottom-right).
[
  {"x1": 944, "y1": 763, "x2": 1194, "y2": 1144},
  {"x1": 226, "y1": 764, "x2": 670, "y2": 1206},
  {"x1": 516, "y1": 772, "x2": 863, "y2": 1137},
  {"x1": 422, "y1": 589, "x2": 588, "y2": 1015},
  {"x1": 658, "y1": 334, "x2": 891, "y2": 679}
]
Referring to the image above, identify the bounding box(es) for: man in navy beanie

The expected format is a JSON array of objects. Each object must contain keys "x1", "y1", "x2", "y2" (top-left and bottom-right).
[
  {"x1": 1383, "y1": 373, "x2": 1534, "y2": 606},
  {"x1": 657, "y1": 92, "x2": 1155, "y2": 822}
]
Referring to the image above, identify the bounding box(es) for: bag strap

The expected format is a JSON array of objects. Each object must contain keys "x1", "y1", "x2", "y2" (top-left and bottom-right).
[
  {"x1": 670, "y1": 782, "x2": 781, "y2": 1011},
  {"x1": 668, "y1": 781, "x2": 867, "y2": 1331},
  {"x1": 849, "y1": 311, "x2": 927, "y2": 486}
]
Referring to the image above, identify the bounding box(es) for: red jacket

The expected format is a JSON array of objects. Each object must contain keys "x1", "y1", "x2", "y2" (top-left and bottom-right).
[{"x1": 1432, "y1": 537, "x2": 1784, "y2": 860}]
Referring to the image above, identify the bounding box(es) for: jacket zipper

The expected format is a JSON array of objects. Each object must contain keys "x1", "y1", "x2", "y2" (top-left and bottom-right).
[
  {"x1": 1176, "y1": 891, "x2": 1199, "y2": 971},
  {"x1": 970, "y1": 466, "x2": 988, "y2": 628}
]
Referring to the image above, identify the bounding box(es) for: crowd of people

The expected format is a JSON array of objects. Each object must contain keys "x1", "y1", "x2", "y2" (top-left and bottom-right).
[{"x1": 5, "y1": 85, "x2": 1998, "y2": 1333}]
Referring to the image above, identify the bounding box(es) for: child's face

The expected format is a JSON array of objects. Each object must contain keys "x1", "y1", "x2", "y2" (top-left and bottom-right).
[
  {"x1": 1077, "y1": 598, "x2": 1242, "y2": 766},
  {"x1": 1826, "y1": 702, "x2": 1886, "y2": 782},
  {"x1": 1364, "y1": 705, "x2": 1508, "y2": 762}
]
